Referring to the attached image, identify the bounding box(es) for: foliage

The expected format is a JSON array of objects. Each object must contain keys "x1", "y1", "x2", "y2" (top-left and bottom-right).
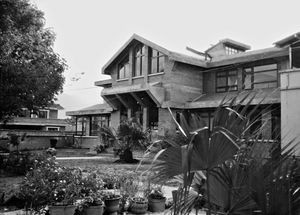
[
  {"x1": 101, "y1": 192, "x2": 121, "y2": 200},
  {"x1": 0, "y1": 0, "x2": 66, "y2": 120},
  {"x1": 0, "y1": 151, "x2": 46, "y2": 175},
  {"x1": 147, "y1": 187, "x2": 165, "y2": 200},
  {"x1": 93, "y1": 144, "x2": 105, "y2": 154},
  {"x1": 149, "y1": 94, "x2": 300, "y2": 215},
  {"x1": 18, "y1": 155, "x2": 104, "y2": 209},
  {"x1": 99, "y1": 121, "x2": 148, "y2": 162}
]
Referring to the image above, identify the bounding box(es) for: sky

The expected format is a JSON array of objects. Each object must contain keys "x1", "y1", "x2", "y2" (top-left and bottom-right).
[{"x1": 31, "y1": 0, "x2": 300, "y2": 117}]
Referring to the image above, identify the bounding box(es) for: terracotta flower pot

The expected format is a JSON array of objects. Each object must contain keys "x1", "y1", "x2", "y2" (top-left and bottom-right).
[
  {"x1": 104, "y1": 196, "x2": 121, "y2": 213},
  {"x1": 83, "y1": 205, "x2": 104, "y2": 215},
  {"x1": 130, "y1": 197, "x2": 148, "y2": 214},
  {"x1": 148, "y1": 197, "x2": 166, "y2": 212},
  {"x1": 49, "y1": 205, "x2": 77, "y2": 215}
]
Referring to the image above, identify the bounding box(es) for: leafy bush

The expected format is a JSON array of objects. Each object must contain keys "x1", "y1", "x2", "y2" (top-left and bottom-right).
[
  {"x1": 0, "y1": 152, "x2": 44, "y2": 175},
  {"x1": 18, "y1": 157, "x2": 104, "y2": 209}
]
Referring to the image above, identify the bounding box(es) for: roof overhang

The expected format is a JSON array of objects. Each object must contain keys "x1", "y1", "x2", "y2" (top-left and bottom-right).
[
  {"x1": 207, "y1": 47, "x2": 289, "y2": 68},
  {"x1": 274, "y1": 32, "x2": 300, "y2": 47},
  {"x1": 101, "y1": 82, "x2": 165, "y2": 109},
  {"x1": 184, "y1": 89, "x2": 280, "y2": 109}
]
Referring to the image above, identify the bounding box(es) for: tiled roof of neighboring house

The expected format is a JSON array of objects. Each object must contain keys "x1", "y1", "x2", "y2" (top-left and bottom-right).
[
  {"x1": 102, "y1": 34, "x2": 207, "y2": 74},
  {"x1": 66, "y1": 103, "x2": 113, "y2": 116}
]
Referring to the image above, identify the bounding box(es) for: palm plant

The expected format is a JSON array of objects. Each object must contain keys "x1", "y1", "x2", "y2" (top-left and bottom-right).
[
  {"x1": 148, "y1": 94, "x2": 300, "y2": 215},
  {"x1": 99, "y1": 120, "x2": 149, "y2": 163}
]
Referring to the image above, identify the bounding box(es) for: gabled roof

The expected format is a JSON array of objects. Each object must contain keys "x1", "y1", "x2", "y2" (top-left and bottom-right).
[{"x1": 102, "y1": 34, "x2": 207, "y2": 74}]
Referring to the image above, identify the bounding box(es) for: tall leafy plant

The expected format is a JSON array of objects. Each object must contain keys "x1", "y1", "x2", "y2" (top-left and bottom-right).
[
  {"x1": 99, "y1": 121, "x2": 148, "y2": 163},
  {"x1": 148, "y1": 94, "x2": 299, "y2": 214}
]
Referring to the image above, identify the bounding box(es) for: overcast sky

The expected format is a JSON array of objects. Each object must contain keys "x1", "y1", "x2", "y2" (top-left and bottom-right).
[{"x1": 32, "y1": 0, "x2": 299, "y2": 116}]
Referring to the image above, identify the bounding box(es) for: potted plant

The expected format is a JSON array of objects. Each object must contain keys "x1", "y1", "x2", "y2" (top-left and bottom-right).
[
  {"x1": 147, "y1": 188, "x2": 166, "y2": 212},
  {"x1": 102, "y1": 192, "x2": 121, "y2": 213},
  {"x1": 130, "y1": 197, "x2": 148, "y2": 214},
  {"x1": 79, "y1": 195, "x2": 104, "y2": 215},
  {"x1": 49, "y1": 183, "x2": 78, "y2": 215}
]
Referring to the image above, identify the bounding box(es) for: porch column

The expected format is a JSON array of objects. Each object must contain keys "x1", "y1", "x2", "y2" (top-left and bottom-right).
[
  {"x1": 261, "y1": 110, "x2": 272, "y2": 140},
  {"x1": 75, "y1": 116, "x2": 78, "y2": 135},
  {"x1": 143, "y1": 107, "x2": 149, "y2": 131},
  {"x1": 127, "y1": 108, "x2": 132, "y2": 120}
]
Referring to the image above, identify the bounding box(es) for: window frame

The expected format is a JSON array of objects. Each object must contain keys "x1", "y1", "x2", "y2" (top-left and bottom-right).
[
  {"x1": 117, "y1": 55, "x2": 129, "y2": 80},
  {"x1": 133, "y1": 44, "x2": 145, "y2": 77},
  {"x1": 149, "y1": 48, "x2": 165, "y2": 74},
  {"x1": 46, "y1": 127, "x2": 60, "y2": 131},
  {"x1": 215, "y1": 70, "x2": 238, "y2": 93},
  {"x1": 242, "y1": 63, "x2": 278, "y2": 90}
]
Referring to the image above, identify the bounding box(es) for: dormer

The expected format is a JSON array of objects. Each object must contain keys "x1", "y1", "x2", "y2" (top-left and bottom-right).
[{"x1": 205, "y1": 38, "x2": 251, "y2": 59}]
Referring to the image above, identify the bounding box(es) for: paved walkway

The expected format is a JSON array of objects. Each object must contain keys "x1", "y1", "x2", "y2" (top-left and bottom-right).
[{"x1": 56, "y1": 156, "x2": 110, "y2": 160}]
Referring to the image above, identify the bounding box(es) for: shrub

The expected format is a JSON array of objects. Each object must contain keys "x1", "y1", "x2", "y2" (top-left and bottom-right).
[{"x1": 18, "y1": 157, "x2": 104, "y2": 209}]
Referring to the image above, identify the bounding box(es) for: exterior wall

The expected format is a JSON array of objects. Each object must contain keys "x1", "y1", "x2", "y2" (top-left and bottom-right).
[
  {"x1": 280, "y1": 69, "x2": 300, "y2": 156},
  {"x1": 0, "y1": 130, "x2": 70, "y2": 151},
  {"x1": 206, "y1": 43, "x2": 226, "y2": 58},
  {"x1": 164, "y1": 62, "x2": 203, "y2": 102},
  {"x1": 203, "y1": 57, "x2": 289, "y2": 94},
  {"x1": 157, "y1": 108, "x2": 177, "y2": 137},
  {"x1": 110, "y1": 110, "x2": 121, "y2": 131},
  {"x1": 49, "y1": 109, "x2": 58, "y2": 119},
  {"x1": 74, "y1": 136, "x2": 101, "y2": 149}
]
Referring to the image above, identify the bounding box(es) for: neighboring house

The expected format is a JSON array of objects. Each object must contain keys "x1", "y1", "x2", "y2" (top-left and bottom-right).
[
  {"x1": 65, "y1": 103, "x2": 112, "y2": 149},
  {"x1": 69, "y1": 33, "x2": 300, "y2": 154},
  {"x1": 66, "y1": 103, "x2": 112, "y2": 136},
  {"x1": 0, "y1": 104, "x2": 67, "y2": 131},
  {"x1": 0, "y1": 104, "x2": 69, "y2": 150}
]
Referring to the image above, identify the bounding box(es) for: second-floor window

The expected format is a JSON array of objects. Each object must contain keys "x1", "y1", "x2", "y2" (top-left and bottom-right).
[
  {"x1": 216, "y1": 70, "x2": 238, "y2": 92},
  {"x1": 118, "y1": 55, "x2": 129, "y2": 79},
  {"x1": 38, "y1": 110, "x2": 48, "y2": 119},
  {"x1": 133, "y1": 44, "x2": 145, "y2": 77},
  {"x1": 243, "y1": 64, "x2": 278, "y2": 89},
  {"x1": 149, "y1": 48, "x2": 164, "y2": 74}
]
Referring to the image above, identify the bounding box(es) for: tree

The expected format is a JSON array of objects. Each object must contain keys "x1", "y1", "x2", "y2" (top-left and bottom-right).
[{"x1": 0, "y1": 0, "x2": 66, "y2": 120}]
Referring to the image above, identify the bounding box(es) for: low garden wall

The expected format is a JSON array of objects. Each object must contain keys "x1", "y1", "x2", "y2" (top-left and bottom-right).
[
  {"x1": 0, "y1": 129, "x2": 73, "y2": 151},
  {"x1": 73, "y1": 135, "x2": 100, "y2": 150}
]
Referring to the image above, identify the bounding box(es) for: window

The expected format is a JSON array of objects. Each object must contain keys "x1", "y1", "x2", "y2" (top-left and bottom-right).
[
  {"x1": 118, "y1": 55, "x2": 129, "y2": 79},
  {"x1": 149, "y1": 48, "x2": 164, "y2": 74},
  {"x1": 133, "y1": 44, "x2": 145, "y2": 77},
  {"x1": 90, "y1": 115, "x2": 110, "y2": 136},
  {"x1": 225, "y1": 46, "x2": 241, "y2": 55},
  {"x1": 46, "y1": 127, "x2": 60, "y2": 131},
  {"x1": 243, "y1": 64, "x2": 278, "y2": 89},
  {"x1": 198, "y1": 111, "x2": 214, "y2": 132},
  {"x1": 38, "y1": 110, "x2": 48, "y2": 119},
  {"x1": 216, "y1": 70, "x2": 238, "y2": 92}
]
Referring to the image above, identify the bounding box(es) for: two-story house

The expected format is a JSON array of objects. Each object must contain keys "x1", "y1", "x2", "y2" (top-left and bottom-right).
[
  {"x1": 68, "y1": 32, "x2": 300, "y2": 153},
  {"x1": 0, "y1": 104, "x2": 69, "y2": 150},
  {"x1": 95, "y1": 33, "x2": 300, "y2": 139}
]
